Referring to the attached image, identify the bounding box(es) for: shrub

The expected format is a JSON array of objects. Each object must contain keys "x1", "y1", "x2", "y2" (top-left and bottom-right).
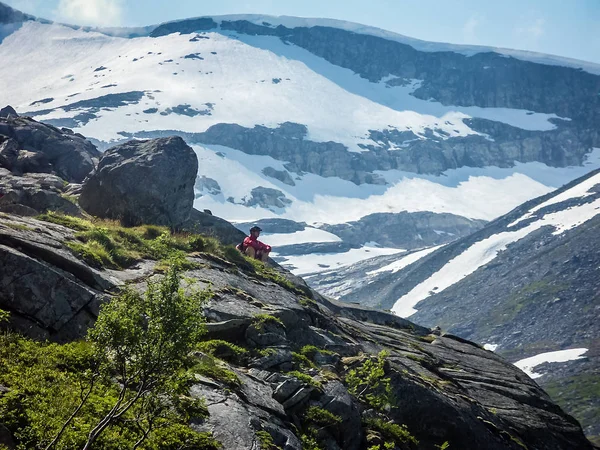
[
  {"x1": 363, "y1": 418, "x2": 418, "y2": 447},
  {"x1": 300, "y1": 345, "x2": 335, "y2": 362},
  {"x1": 256, "y1": 430, "x2": 281, "y2": 450},
  {"x1": 346, "y1": 351, "x2": 393, "y2": 410},
  {"x1": 304, "y1": 406, "x2": 342, "y2": 427},
  {"x1": 292, "y1": 352, "x2": 316, "y2": 369}
]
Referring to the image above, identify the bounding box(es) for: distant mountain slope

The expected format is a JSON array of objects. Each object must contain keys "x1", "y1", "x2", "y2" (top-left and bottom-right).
[
  {"x1": 1, "y1": 1, "x2": 599, "y2": 271},
  {"x1": 331, "y1": 169, "x2": 600, "y2": 441}
]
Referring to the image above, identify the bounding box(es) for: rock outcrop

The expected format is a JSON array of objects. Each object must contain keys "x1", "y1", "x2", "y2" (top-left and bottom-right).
[
  {"x1": 321, "y1": 212, "x2": 487, "y2": 249},
  {"x1": 0, "y1": 169, "x2": 81, "y2": 216},
  {"x1": 0, "y1": 113, "x2": 100, "y2": 183},
  {"x1": 79, "y1": 136, "x2": 198, "y2": 228},
  {"x1": 0, "y1": 111, "x2": 99, "y2": 216},
  {"x1": 242, "y1": 186, "x2": 292, "y2": 210}
]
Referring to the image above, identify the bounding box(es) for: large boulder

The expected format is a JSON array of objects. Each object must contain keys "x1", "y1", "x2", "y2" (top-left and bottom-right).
[
  {"x1": 79, "y1": 137, "x2": 198, "y2": 228},
  {"x1": 0, "y1": 114, "x2": 100, "y2": 182}
]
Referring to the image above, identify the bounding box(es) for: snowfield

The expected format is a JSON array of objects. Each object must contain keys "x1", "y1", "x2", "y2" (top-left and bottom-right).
[{"x1": 514, "y1": 349, "x2": 589, "y2": 379}]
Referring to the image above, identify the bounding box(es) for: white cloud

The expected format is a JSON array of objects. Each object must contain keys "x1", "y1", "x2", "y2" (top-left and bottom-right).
[
  {"x1": 54, "y1": 0, "x2": 123, "y2": 27},
  {"x1": 515, "y1": 18, "x2": 546, "y2": 41},
  {"x1": 462, "y1": 14, "x2": 484, "y2": 44}
]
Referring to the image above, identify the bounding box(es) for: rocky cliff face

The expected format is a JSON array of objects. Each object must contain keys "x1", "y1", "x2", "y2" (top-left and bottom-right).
[
  {"x1": 328, "y1": 170, "x2": 600, "y2": 442},
  {"x1": 0, "y1": 121, "x2": 595, "y2": 448}
]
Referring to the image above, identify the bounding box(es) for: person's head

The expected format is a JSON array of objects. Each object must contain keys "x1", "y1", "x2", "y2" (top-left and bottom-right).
[{"x1": 250, "y1": 225, "x2": 262, "y2": 238}]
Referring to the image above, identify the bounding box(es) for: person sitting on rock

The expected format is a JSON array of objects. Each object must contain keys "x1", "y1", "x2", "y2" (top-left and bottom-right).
[{"x1": 238, "y1": 225, "x2": 271, "y2": 262}]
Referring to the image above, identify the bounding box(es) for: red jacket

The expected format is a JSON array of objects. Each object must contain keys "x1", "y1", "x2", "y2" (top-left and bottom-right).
[{"x1": 243, "y1": 236, "x2": 271, "y2": 252}]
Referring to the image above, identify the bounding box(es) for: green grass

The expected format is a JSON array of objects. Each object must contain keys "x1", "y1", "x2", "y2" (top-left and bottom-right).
[
  {"x1": 252, "y1": 314, "x2": 284, "y2": 331},
  {"x1": 193, "y1": 355, "x2": 241, "y2": 387},
  {"x1": 196, "y1": 340, "x2": 248, "y2": 365},
  {"x1": 292, "y1": 352, "x2": 317, "y2": 369},
  {"x1": 37, "y1": 213, "x2": 306, "y2": 298},
  {"x1": 299, "y1": 345, "x2": 335, "y2": 361},
  {"x1": 285, "y1": 371, "x2": 322, "y2": 388},
  {"x1": 60, "y1": 193, "x2": 78, "y2": 205},
  {"x1": 299, "y1": 296, "x2": 318, "y2": 308},
  {"x1": 38, "y1": 212, "x2": 220, "y2": 270},
  {"x1": 484, "y1": 279, "x2": 568, "y2": 330},
  {"x1": 543, "y1": 373, "x2": 600, "y2": 437}
]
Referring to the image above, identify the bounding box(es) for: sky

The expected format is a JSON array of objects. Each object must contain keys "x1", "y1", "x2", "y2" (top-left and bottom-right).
[{"x1": 4, "y1": 0, "x2": 600, "y2": 64}]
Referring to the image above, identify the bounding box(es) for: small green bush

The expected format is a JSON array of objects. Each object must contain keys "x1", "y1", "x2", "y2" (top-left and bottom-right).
[
  {"x1": 363, "y1": 418, "x2": 418, "y2": 447},
  {"x1": 39, "y1": 212, "x2": 223, "y2": 271},
  {"x1": 252, "y1": 314, "x2": 284, "y2": 331},
  {"x1": 305, "y1": 406, "x2": 342, "y2": 427},
  {"x1": 346, "y1": 351, "x2": 393, "y2": 410},
  {"x1": 256, "y1": 430, "x2": 281, "y2": 450},
  {"x1": 292, "y1": 352, "x2": 316, "y2": 369},
  {"x1": 300, "y1": 345, "x2": 335, "y2": 361}
]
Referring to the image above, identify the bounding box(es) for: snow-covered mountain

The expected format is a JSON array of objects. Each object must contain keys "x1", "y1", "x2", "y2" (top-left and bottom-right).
[
  {"x1": 318, "y1": 169, "x2": 600, "y2": 439},
  {"x1": 1, "y1": 1, "x2": 600, "y2": 272}
]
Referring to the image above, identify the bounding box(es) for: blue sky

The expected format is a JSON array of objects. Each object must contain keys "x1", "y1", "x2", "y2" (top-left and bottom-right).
[{"x1": 5, "y1": 0, "x2": 600, "y2": 63}]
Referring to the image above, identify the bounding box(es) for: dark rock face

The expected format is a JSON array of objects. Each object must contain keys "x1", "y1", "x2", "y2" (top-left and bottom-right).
[
  {"x1": 219, "y1": 21, "x2": 600, "y2": 126},
  {"x1": 150, "y1": 17, "x2": 217, "y2": 37},
  {"x1": 190, "y1": 119, "x2": 594, "y2": 184},
  {"x1": 236, "y1": 218, "x2": 307, "y2": 234},
  {"x1": 0, "y1": 215, "x2": 114, "y2": 341},
  {"x1": 262, "y1": 166, "x2": 296, "y2": 186},
  {"x1": 79, "y1": 137, "x2": 198, "y2": 228},
  {"x1": 0, "y1": 105, "x2": 17, "y2": 118},
  {"x1": 0, "y1": 115, "x2": 100, "y2": 182},
  {"x1": 194, "y1": 175, "x2": 222, "y2": 198},
  {"x1": 322, "y1": 211, "x2": 486, "y2": 249},
  {"x1": 139, "y1": 19, "x2": 600, "y2": 184},
  {"x1": 26, "y1": 92, "x2": 147, "y2": 128},
  {"x1": 242, "y1": 186, "x2": 292, "y2": 210}
]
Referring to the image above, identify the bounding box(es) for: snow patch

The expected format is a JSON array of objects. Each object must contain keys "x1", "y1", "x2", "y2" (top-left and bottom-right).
[
  {"x1": 514, "y1": 348, "x2": 588, "y2": 379},
  {"x1": 509, "y1": 168, "x2": 600, "y2": 227},
  {"x1": 367, "y1": 245, "x2": 443, "y2": 275},
  {"x1": 275, "y1": 245, "x2": 403, "y2": 276},
  {"x1": 392, "y1": 196, "x2": 600, "y2": 317}
]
